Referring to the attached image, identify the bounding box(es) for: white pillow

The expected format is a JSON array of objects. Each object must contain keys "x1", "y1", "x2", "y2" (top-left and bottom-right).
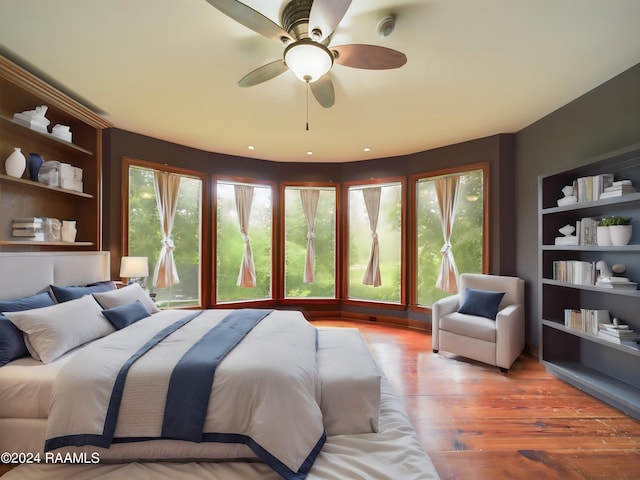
[
  {"x1": 5, "y1": 294, "x2": 115, "y2": 364},
  {"x1": 92, "y1": 282, "x2": 160, "y2": 314}
]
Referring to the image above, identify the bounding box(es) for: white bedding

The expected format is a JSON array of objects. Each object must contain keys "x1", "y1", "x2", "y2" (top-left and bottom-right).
[
  {"x1": 44, "y1": 309, "x2": 324, "y2": 479},
  {"x1": 3, "y1": 376, "x2": 439, "y2": 480}
]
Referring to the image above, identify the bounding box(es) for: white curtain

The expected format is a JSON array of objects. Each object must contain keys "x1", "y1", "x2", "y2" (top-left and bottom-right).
[
  {"x1": 234, "y1": 184, "x2": 256, "y2": 287},
  {"x1": 362, "y1": 187, "x2": 382, "y2": 287},
  {"x1": 152, "y1": 171, "x2": 181, "y2": 288},
  {"x1": 435, "y1": 176, "x2": 460, "y2": 293},
  {"x1": 300, "y1": 189, "x2": 320, "y2": 283}
]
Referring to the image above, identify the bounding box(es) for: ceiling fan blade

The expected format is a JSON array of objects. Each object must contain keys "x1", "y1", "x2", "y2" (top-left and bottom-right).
[
  {"x1": 332, "y1": 44, "x2": 407, "y2": 69},
  {"x1": 205, "y1": 0, "x2": 292, "y2": 43},
  {"x1": 310, "y1": 74, "x2": 335, "y2": 108},
  {"x1": 308, "y1": 0, "x2": 353, "y2": 42},
  {"x1": 238, "y1": 60, "x2": 289, "y2": 87}
]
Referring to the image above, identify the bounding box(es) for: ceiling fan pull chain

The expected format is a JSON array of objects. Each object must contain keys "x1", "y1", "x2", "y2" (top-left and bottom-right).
[{"x1": 306, "y1": 81, "x2": 310, "y2": 131}]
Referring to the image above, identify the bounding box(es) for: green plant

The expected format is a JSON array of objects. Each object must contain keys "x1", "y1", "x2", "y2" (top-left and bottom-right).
[{"x1": 600, "y1": 216, "x2": 632, "y2": 226}]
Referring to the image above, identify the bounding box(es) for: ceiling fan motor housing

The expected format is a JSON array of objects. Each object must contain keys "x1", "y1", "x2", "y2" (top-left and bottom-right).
[{"x1": 282, "y1": 0, "x2": 315, "y2": 40}]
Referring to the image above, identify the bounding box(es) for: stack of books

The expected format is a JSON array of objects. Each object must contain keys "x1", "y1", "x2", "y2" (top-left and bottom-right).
[
  {"x1": 595, "y1": 276, "x2": 638, "y2": 290},
  {"x1": 599, "y1": 180, "x2": 635, "y2": 199},
  {"x1": 598, "y1": 323, "x2": 640, "y2": 345},
  {"x1": 12, "y1": 217, "x2": 45, "y2": 241}
]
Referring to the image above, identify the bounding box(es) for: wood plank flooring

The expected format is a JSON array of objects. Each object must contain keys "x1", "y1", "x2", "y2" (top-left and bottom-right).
[
  {"x1": 2, "y1": 319, "x2": 639, "y2": 479},
  {"x1": 313, "y1": 319, "x2": 640, "y2": 480}
]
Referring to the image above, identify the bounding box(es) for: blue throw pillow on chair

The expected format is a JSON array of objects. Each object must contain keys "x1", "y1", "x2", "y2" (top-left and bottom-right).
[{"x1": 458, "y1": 288, "x2": 505, "y2": 320}]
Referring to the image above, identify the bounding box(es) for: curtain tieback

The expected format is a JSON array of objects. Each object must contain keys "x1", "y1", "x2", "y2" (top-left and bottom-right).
[
  {"x1": 242, "y1": 234, "x2": 251, "y2": 244},
  {"x1": 163, "y1": 238, "x2": 175, "y2": 251},
  {"x1": 307, "y1": 231, "x2": 315, "y2": 240},
  {"x1": 440, "y1": 242, "x2": 451, "y2": 255},
  {"x1": 371, "y1": 232, "x2": 378, "y2": 241}
]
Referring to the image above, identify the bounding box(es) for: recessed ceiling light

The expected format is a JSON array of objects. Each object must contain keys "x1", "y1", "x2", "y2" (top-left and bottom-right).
[
  {"x1": 363, "y1": 147, "x2": 371, "y2": 152},
  {"x1": 306, "y1": 151, "x2": 313, "y2": 156},
  {"x1": 248, "y1": 145, "x2": 255, "y2": 150}
]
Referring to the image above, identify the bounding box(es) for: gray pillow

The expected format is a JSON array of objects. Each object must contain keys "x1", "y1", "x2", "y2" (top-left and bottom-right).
[{"x1": 5, "y1": 295, "x2": 115, "y2": 363}]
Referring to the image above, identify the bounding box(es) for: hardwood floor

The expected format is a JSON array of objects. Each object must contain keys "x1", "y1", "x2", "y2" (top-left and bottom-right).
[
  {"x1": 2, "y1": 319, "x2": 639, "y2": 479},
  {"x1": 312, "y1": 320, "x2": 640, "y2": 480}
]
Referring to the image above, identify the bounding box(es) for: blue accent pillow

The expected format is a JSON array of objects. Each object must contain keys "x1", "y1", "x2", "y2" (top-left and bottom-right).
[
  {"x1": 50, "y1": 281, "x2": 116, "y2": 303},
  {"x1": 102, "y1": 300, "x2": 150, "y2": 330},
  {"x1": 458, "y1": 288, "x2": 505, "y2": 320},
  {"x1": 0, "y1": 292, "x2": 55, "y2": 366}
]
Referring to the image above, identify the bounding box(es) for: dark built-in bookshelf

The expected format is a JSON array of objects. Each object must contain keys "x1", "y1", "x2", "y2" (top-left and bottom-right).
[{"x1": 539, "y1": 143, "x2": 640, "y2": 420}]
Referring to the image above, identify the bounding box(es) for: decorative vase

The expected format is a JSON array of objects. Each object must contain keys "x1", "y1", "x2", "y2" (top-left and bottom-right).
[
  {"x1": 27, "y1": 152, "x2": 45, "y2": 181},
  {"x1": 596, "y1": 226, "x2": 612, "y2": 246},
  {"x1": 609, "y1": 225, "x2": 632, "y2": 246},
  {"x1": 5, "y1": 147, "x2": 26, "y2": 178},
  {"x1": 61, "y1": 220, "x2": 77, "y2": 243}
]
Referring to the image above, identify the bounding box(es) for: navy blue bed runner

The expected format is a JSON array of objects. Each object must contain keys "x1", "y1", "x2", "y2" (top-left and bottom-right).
[
  {"x1": 44, "y1": 309, "x2": 271, "y2": 450},
  {"x1": 161, "y1": 308, "x2": 272, "y2": 441}
]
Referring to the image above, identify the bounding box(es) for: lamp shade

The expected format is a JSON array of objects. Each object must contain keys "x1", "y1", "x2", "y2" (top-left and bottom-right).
[
  {"x1": 120, "y1": 256, "x2": 149, "y2": 278},
  {"x1": 284, "y1": 39, "x2": 333, "y2": 83}
]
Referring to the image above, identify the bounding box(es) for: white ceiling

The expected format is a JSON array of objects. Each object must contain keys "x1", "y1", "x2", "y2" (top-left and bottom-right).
[{"x1": 1, "y1": 0, "x2": 639, "y2": 163}]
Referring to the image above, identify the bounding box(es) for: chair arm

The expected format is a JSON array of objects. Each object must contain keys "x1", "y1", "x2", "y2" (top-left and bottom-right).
[
  {"x1": 431, "y1": 294, "x2": 460, "y2": 351},
  {"x1": 495, "y1": 304, "x2": 525, "y2": 369}
]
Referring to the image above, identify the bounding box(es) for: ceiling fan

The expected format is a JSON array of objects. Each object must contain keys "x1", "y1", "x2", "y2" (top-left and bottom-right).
[{"x1": 205, "y1": 0, "x2": 407, "y2": 108}]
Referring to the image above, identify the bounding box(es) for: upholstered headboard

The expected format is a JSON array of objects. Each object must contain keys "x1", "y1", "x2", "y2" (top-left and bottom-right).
[{"x1": 0, "y1": 251, "x2": 110, "y2": 301}]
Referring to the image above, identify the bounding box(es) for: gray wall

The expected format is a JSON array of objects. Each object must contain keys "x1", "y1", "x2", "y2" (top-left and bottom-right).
[{"x1": 515, "y1": 63, "x2": 640, "y2": 348}]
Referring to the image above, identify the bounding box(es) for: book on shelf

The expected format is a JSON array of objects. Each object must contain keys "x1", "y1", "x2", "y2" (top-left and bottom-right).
[
  {"x1": 574, "y1": 173, "x2": 614, "y2": 203},
  {"x1": 553, "y1": 260, "x2": 595, "y2": 285},
  {"x1": 597, "y1": 328, "x2": 639, "y2": 345},
  {"x1": 576, "y1": 217, "x2": 598, "y2": 245},
  {"x1": 598, "y1": 180, "x2": 636, "y2": 199},
  {"x1": 595, "y1": 277, "x2": 638, "y2": 290},
  {"x1": 564, "y1": 308, "x2": 608, "y2": 334},
  {"x1": 11, "y1": 229, "x2": 45, "y2": 241},
  {"x1": 12, "y1": 217, "x2": 44, "y2": 229}
]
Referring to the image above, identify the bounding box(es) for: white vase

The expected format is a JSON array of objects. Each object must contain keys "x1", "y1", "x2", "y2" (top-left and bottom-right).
[
  {"x1": 596, "y1": 226, "x2": 611, "y2": 246},
  {"x1": 609, "y1": 225, "x2": 632, "y2": 246},
  {"x1": 61, "y1": 220, "x2": 77, "y2": 243},
  {"x1": 5, "y1": 147, "x2": 26, "y2": 178}
]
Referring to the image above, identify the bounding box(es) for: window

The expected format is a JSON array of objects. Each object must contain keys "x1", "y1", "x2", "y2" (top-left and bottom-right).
[
  {"x1": 126, "y1": 162, "x2": 203, "y2": 308},
  {"x1": 346, "y1": 180, "x2": 404, "y2": 304},
  {"x1": 283, "y1": 185, "x2": 337, "y2": 299},
  {"x1": 414, "y1": 165, "x2": 487, "y2": 307},
  {"x1": 216, "y1": 180, "x2": 273, "y2": 303}
]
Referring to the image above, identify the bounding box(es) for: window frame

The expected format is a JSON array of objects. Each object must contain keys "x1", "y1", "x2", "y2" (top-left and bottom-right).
[
  {"x1": 279, "y1": 182, "x2": 340, "y2": 305},
  {"x1": 409, "y1": 162, "x2": 490, "y2": 313},
  {"x1": 342, "y1": 176, "x2": 407, "y2": 309},
  {"x1": 212, "y1": 175, "x2": 277, "y2": 307},
  {"x1": 121, "y1": 157, "x2": 210, "y2": 309}
]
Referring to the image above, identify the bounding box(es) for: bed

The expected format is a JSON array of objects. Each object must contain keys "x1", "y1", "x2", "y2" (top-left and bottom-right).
[{"x1": 0, "y1": 252, "x2": 439, "y2": 480}]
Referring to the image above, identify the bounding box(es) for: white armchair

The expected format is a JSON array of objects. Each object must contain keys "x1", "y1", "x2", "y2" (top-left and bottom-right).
[{"x1": 431, "y1": 273, "x2": 525, "y2": 372}]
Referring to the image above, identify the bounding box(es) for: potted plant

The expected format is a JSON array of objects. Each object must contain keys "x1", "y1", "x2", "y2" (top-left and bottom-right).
[
  {"x1": 596, "y1": 217, "x2": 613, "y2": 246},
  {"x1": 603, "y1": 216, "x2": 632, "y2": 246}
]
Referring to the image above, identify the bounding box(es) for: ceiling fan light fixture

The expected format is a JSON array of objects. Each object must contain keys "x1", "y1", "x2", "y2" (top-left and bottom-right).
[{"x1": 284, "y1": 38, "x2": 333, "y2": 83}]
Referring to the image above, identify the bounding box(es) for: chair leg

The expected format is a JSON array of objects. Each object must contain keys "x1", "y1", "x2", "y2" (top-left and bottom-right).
[
  {"x1": 432, "y1": 349, "x2": 439, "y2": 354},
  {"x1": 499, "y1": 367, "x2": 508, "y2": 374}
]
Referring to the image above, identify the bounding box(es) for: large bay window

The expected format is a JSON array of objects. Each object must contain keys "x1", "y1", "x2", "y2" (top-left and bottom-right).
[
  {"x1": 413, "y1": 165, "x2": 487, "y2": 307},
  {"x1": 125, "y1": 160, "x2": 204, "y2": 308},
  {"x1": 215, "y1": 179, "x2": 273, "y2": 303},
  {"x1": 346, "y1": 179, "x2": 404, "y2": 304},
  {"x1": 283, "y1": 184, "x2": 337, "y2": 299}
]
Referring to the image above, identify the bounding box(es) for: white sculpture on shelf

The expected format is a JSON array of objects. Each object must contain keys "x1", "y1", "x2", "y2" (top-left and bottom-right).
[
  {"x1": 554, "y1": 223, "x2": 578, "y2": 245},
  {"x1": 557, "y1": 184, "x2": 578, "y2": 207},
  {"x1": 13, "y1": 105, "x2": 50, "y2": 134}
]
